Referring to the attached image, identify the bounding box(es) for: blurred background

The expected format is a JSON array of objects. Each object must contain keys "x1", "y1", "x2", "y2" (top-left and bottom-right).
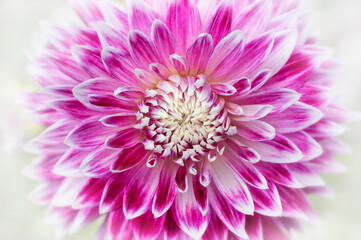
[{"x1": 0, "y1": 0, "x2": 360, "y2": 239}]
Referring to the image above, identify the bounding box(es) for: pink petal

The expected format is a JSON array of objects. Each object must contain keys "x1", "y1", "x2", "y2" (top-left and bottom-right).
[
  {"x1": 65, "y1": 118, "x2": 114, "y2": 150},
  {"x1": 285, "y1": 131, "x2": 323, "y2": 161},
  {"x1": 245, "y1": 214, "x2": 263, "y2": 240},
  {"x1": 226, "y1": 138, "x2": 261, "y2": 163},
  {"x1": 170, "y1": 54, "x2": 187, "y2": 75},
  {"x1": 234, "y1": 88, "x2": 301, "y2": 113},
  {"x1": 70, "y1": 207, "x2": 100, "y2": 234},
  {"x1": 106, "y1": 209, "x2": 133, "y2": 239},
  {"x1": 205, "y1": 0, "x2": 233, "y2": 45},
  {"x1": 233, "y1": 0, "x2": 272, "y2": 41},
  {"x1": 101, "y1": 47, "x2": 143, "y2": 87},
  {"x1": 100, "y1": 113, "x2": 137, "y2": 128},
  {"x1": 193, "y1": 176, "x2": 209, "y2": 216},
  {"x1": 80, "y1": 147, "x2": 120, "y2": 178},
  {"x1": 253, "y1": 30, "x2": 298, "y2": 77},
  {"x1": 47, "y1": 99, "x2": 95, "y2": 119},
  {"x1": 251, "y1": 182, "x2": 282, "y2": 217},
  {"x1": 258, "y1": 162, "x2": 302, "y2": 188},
  {"x1": 51, "y1": 177, "x2": 87, "y2": 207},
  {"x1": 211, "y1": 83, "x2": 237, "y2": 96},
  {"x1": 128, "y1": 30, "x2": 162, "y2": 69},
  {"x1": 208, "y1": 185, "x2": 248, "y2": 239},
  {"x1": 224, "y1": 30, "x2": 275, "y2": 80},
  {"x1": 71, "y1": 45, "x2": 109, "y2": 78},
  {"x1": 100, "y1": 0, "x2": 128, "y2": 32},
  {"x1": 105, "y1": 127, "x2": 142, "y2": 149},
  {"x1": 152, "y1": 164, "x2": 178, "y2": 217},
  {"x1": 111, "y1": 143, "x2": 148, "y2": 173},
  {"x1": 243, "y1": 134, "x2": 303, "y2": 163},
  {"x1": 288, "y1": 163, "x2": 326, "y2": 187},
  {"x1": 205, "y1": 30, "x2": 245, "y2": 81},
  {"x1": 151, "y1": 20, "x2": 177, "y2": 68},
  {"x1": 202, "y1": 213, "x2": 229, "y2": 240},
  {"x1": 277, "y1": 186, "x2": 319, "y2": 222},
  {"x1": 175, "y1": 166, "x2": 188, "y2": 192},
  {"x1": 186, "y1": 33, "x2": 214, "y2": 75},
  {"x1": 100, "y1": 175, "x2": 125, "y2": 214},
  {"x1": 96, "y1": 21, "x2": 127, "y2": 51},
  {"x1": 236, "y1": 120, "x2": 276, "y2": 141},
  {"x1": 132, "y1": 210, "x2": 165, "y2": 240},
  {"x1": 123, "y1": 164, "x2": 160, "y2": 219},
  {"x1": 232, "y1": 104, "x2": 273, "y2": 121},
  {"x1": 172, "y1": 177, "x2": 210, "y2": 239},
  {"x1": 53, "y1": 148, "x2": 89, "y2": 177},
  {"x1": 114, "y1": 86, "x2": 145, "y2": 101},
  {"x1": 264, "y1": 102, "x2": 324, "y2": 133},
  {"x1": 299, "y1": 85, "x2": 335, "y2": 108},
  {"x1": 129, "y1": 0, "x2": 160, "y2": 37},
  {"x1": 223, "y1": 148, "x2": 267, "y2": 189},
  {"x1": 166, "y1": 0, "x2": 202, "y2": 54},
  {"x1": 212, "y1": 157, "x2": 254, "y2": 214},
  {"x1": 73, "y1": 178, "x2": 107, "y2": 209}
]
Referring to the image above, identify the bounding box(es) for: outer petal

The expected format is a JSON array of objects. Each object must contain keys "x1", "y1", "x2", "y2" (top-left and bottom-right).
[
  {"x1": 172, "y1": 176, "x2": 210, "y2": 239},
  {"x1": 132, "y1": 210, "x2": 166, "y2": 240},
  {"x1": 212, "y1": 156, "x2": 254, "y2": 214},
  {"x1": 186, "y1": 33, "x2": 214, "y2": 75},
  {"x1": 166, "y1": 0, "x2": 202, "y2": 54},
  {"x1": 128, "y1": 0, "x2": 160, "y2": 37}
]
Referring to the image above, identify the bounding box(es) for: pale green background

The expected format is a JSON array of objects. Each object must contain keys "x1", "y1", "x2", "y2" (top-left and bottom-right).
[{"x1": 0, "y1": 0, "x2": 360, "y2": 239}]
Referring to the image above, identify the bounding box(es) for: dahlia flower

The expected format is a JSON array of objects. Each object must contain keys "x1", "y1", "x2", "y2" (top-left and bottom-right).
[{"x1": 25, "y1": 0, "x2": 354, "y2": 239}]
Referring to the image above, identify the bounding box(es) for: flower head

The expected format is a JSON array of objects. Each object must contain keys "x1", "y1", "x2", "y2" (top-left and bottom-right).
[{"x1": 25, "y1": 0, "x2": 354, "y2": 239}]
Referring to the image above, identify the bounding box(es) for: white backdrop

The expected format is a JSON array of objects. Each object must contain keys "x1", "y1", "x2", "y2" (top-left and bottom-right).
[{"x1": 0, "y1": 0, "x2": 360, "y2": 239}]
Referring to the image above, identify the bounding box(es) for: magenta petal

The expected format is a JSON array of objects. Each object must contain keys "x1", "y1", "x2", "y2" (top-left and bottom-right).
[
  {"x1": 129, "y1": 0, "x2": 159, "y2": 37},
  {"x1": 287, "y1": 163, "x2": 326, "y2": 187},
  {"x1": 211, "y1": 83, "x2": 237, "y2": 96},
  {"x1": 245, "y1": 214, "x2": 263, "y2": 240},
  {"x1": 110, "y1": 143, "x2": 148, "y2": 173},
  {"x1": 205, "y1": 0, "x2": 233, "y2": 45},
  {"x1": 80, "y1": 147, "x2": 120, "y2": 178},
  {"x1": 128, "y1": 30, "x2": 162, "y2": 69},
  {"x1": 151, "y1": 20, "x2": 177, "y2": 68},
  {"x1": 202, "y1": 213, "x2": 228, "y2": 240},
  {"x1": 100, "y1": 113, "x2": 137, "y2": 128},
  {"x1": 277, "y1": 186, "x2": 318, "y2": 222},
  {"x1": 285, "y1": 131, "x2": 323, "y2": 161},
  {"x1": 170, "y1": 54, "x2": 187, "y2": 75},
  {"x1": 73, "y1": 178, "x2": 107, "y2": 209},
  {"x1": 264, "y1": 102, "x2": 324, "y2": 133},
  {"x1": 71, "y1": 45, "x2": 109, "y2": 78},
  {"x1": 100, "y1": 176, "x2": 125, "y2": 214},
  {"x1": 212, "y1": 157, "x2": 254, "y2": 214},
  {"x1": 114, "y1": 86, "x2": 145, "y2": 101},
  {"x1": 123, "y1": 165, "x2": 160, "y2": 219},
  {"x1": 251, "y1": 182, "x2": 282, "y2": 217},
  {"x1": 258, "y1": 162, "x2": 302, "y2": 188},
  {"x1": 65, "y1": 118, "x2": 114, "y2": 150},
  {"x1": 223, "y1": 148, "x2": 267, "y2": 189},
  {"x1": 69, "y1": 0, "x2": 104, "y2": 27},
  {"x1": 106, "y1": 209, "x2": 133, "y2": 239},
  {"x1": 51, "y1": 177, "x2": 87, "y2": 207},
  {"x1": 152, "y1": 164, "x2": 178, "y2": 218},
  {"x1": 205, "y1": 30, "x2": 245, "y2": 81},
  {"x1": 226, "y1": 138, "x2": 261, "y2": 163},
  {"x1": 233, "y1": 0, "x2": 272, "y2": 40},
  {"x1": 192, "y1": 176, "x2": 209, "y2": 216},
  {"x1": 53, "y1": 148, "x2": 88, "y2": 177},
  {"x1": 101, "y1": 47, "x2": 142, "y2": 86},
  {"x1": 232, "y1": 104, "x2": 273, "y2": 121},
  {"x1": 172, "y1": 178, "x2": 210, "y2": 239},
  {"x1": 299, "y1": 85, "x2": 335, "y2": 108},
  {"x1": 244, "y1": 134, "x2": 303, "y2": 163},
  {"x1": 208, "y1": 185, "x2": 248, "y2": 239},
  {"x1": 105, "y1": 127, "x2": 142, "y2": 149},
  {"x1": 166, "y1": 0, "x2": 202, "y2": 54},
  {"x1": 96, "y1": 21, "x2": 127, "y2": 50},
  {"x1": 225, "y1": 31, "x2": 275, "y2": 80},
  {"x1": 234, "y1": 88, "x2": 301, "y2": 113},
  {"x1": 186, "y1": 33, "x2": 214, "y2": 75},
  {"x1": 175, "y1": 165, "x2": 188, "y2": 192},
  {"x1": 236, "y1": 120, "x2": 276, "y2": 141},
  {"x1": 132, "y1": 210, "x2": 165, "y2": 240}
]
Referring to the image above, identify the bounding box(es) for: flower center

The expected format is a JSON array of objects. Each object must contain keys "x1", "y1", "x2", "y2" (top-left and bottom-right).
[{"x1": 136, "y1": 75, "x2": 236, "y2": 164}]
